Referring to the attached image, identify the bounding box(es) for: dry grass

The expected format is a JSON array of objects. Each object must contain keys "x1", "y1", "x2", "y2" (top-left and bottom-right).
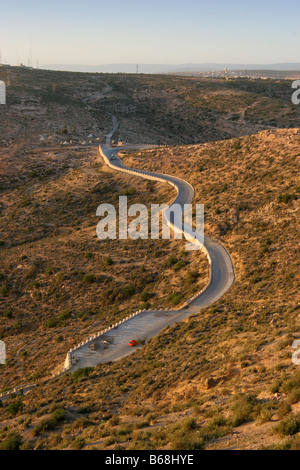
[{"x1": 0, "y1": 68, "x2": 299, "y2": 450}]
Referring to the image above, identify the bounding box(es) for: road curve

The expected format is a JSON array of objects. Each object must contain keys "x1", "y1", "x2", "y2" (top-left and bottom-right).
[{"x1": 68, "y1": 124, "x2": 235, "y2": 371}]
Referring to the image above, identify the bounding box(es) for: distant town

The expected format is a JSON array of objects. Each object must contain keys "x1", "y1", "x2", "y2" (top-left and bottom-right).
[{"x1": 1, "y1": 62, "x2": 299, "y2": 80}]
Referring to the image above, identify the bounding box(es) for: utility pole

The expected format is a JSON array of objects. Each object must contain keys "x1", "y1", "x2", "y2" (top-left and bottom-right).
[{"x1": 29, "y1": 39, "x2": 32, "y2": 68}]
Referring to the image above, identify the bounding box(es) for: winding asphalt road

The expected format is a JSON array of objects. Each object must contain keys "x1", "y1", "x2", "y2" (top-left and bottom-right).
[
  {"x1": 0, "y1": 105, "x2": 235, "y2": 401},
  {"x1": 69, "y1": 120, "x2": 235, "y2": 371}
]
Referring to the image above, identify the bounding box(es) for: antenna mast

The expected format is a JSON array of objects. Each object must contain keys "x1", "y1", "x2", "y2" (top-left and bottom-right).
[{"x1": 29, "y1": 39, "x2": 33, "y2": 68}]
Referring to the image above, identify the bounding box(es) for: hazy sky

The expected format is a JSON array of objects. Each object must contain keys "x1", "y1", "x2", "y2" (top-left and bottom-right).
[{"x1": 0, "y1": 0, "x2": 299, "y2": 66}]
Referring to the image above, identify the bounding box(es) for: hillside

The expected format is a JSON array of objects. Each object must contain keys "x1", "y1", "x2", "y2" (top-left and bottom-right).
[
  {"x1": 1, "y1": 67, "x2": 299, "y2": 148},
  {"x1": 0, "y1": 112, "x2": 299, "y2": 449}
]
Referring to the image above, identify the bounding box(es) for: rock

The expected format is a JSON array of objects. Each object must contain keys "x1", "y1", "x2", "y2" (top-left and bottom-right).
[{"x1": 204, "y1": 377, "x2": 217, "y2": 390}]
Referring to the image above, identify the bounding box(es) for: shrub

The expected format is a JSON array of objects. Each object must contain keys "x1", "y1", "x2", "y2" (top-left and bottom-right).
[
  {"x1": 281, "y1": 371, "x2": 300, "y2": 394},
  {"x1": 186, "y1": 270, "x2": 199, "y2": 285},
  {"x1": 123, "y1": 187, "x2": 136, "y2": 196},
  {"x1": 277, "y1": 403, "x2": 292, "y2": 420},
  {"x1": 287, "y1": 388, "x2": 300, "y2": 405},
  {"x1": 105, "y1": 257, "x2": 113, "y2": 266},
  {"x1": 174, "y1": 260, "x2": 187, "y2": 271},
  {"x1": 122, "y1": 284, "x2": 135, "y2": 298},
  {"x1": 78, "y1": 405, "x2": 92, "y2": 414},
  {"x1": 72, "y1": 417, "x2": 90, "y2": 430},
  {"x1": 4, "y1": 310, "x2": 13, "y2": 319},
  {"x1": 277, "y1": 193, "x2": 297, "y2": 204},
  {"x1": 83, "y1": 274, "x2": 96, "y2": 284},
  {"x1": 73, "y1": 437, "x2": 86, "y2": 450},
  {"x1": 8, "y1": 401, "x2": 24, "y2": 417},
  {"x1": 45, "y1": 318, "x2": 58, "y2": 329},
  {"x1": 109, "y1": 415, "x2": 120, "y2": 426},
  {"x1": 104, "y1": 436, "x2": 117, "y2": 447},
  {"x1": 51, "y1": 408, "x2": 66, "y2": 422},
  {"x1": 275, "y1": 414, "x2": 300, "y2": 436},
  {"x1": 170, "y1": 436, "x2": 204, "y2": 450},
  {"x1": 140, "y1": 292, "x2": 151, "y2": 302},
  {"x1": 256, "y1": 407, "x2": 273, "y2": 424},
  {"x1": 47, "y1": 402, "x2": 66, "y2": 414},
  {"x1": 20, "y1": 441, "x2": 33, "y2": 450},
  {"x1": 59, "y1": 311, "x2": 71, "y2": 321},
  {"x1": 270, "y1": 380, "x2": 281, "y2": 394},
  {"x1": 32, "y1": 408, "x2": 66, "y2": 436},
  {"x1": 168, "y1": 292, "x2": 183, "y2": 306},
  {"x1": 233, "y1": 140, "x2": 242, "y2": 151},
  {"x1": 1, "y1": 285, "x2": 8, "y2": 297},
  {"x1": 141, "y1": 302, "x2": 151, "y2": 310},
  {"x1": 231, "y1": 394, "x2": 258, "y2": 427},
  {"x1": 31, "y1": 372, "x2": 42, "y2": 381},
  {"x1": 180, "y1": 417, "x2": 197, "y2": 432},
  {"x1": 165, "y1": 256, "x2": 178, "y2": 268},
  {"x1": 0, "y1": 433, "x2": 22, "y2": 450},
  {"x1": 72, "y1": 368, "x2": 93, "y2": 383}
]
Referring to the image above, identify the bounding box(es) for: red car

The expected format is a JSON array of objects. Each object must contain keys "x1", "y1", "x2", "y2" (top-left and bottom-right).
[{"x1": 129, "y1": 340, "x2": 138, "y2": 347}]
